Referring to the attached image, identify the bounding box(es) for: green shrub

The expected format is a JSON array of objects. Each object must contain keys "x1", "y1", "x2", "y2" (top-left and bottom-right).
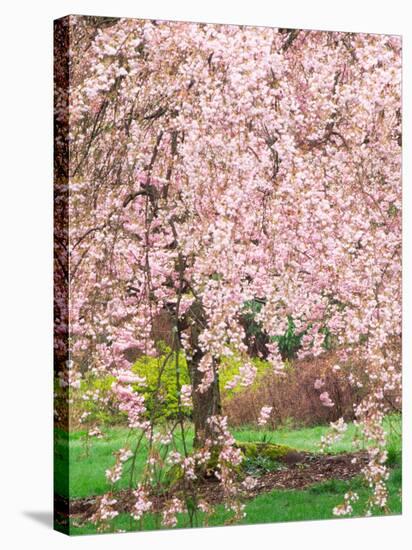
[
  {"x1": 275, "y1": 316, "x2": 304, "y2": 359},
  {"x1": 132, "y1": 346, "x2": 191, "y2": 419},
  {"x1": 75, "y1": 373, "x2": 121, "y2": 426},
  {"x1": 242, "y1": 301, "x2": 304, "y2": 360},
  {"x1": 219, "y1": 354, "x2": 270, "y2": 399}
]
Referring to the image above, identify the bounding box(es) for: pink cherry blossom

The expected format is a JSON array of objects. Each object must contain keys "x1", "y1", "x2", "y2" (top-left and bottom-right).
[
  {"x1": 258, "y1": 405, "x2": 273, "y2": 426},
  {"x1": 319, "y1": 391, "x2": 335, "y2": 408}
]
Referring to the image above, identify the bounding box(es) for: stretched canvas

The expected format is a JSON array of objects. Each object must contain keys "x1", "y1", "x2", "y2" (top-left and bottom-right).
[{"x1": 54, "y1": 15, "x2": 402, "y2": 535}]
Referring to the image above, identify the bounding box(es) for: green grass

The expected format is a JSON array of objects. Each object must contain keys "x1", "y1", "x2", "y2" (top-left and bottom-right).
[
  {"x1": 55, "y1": 427, "x2": 151, "y2": 499},
  {"x1": 235, "y1": 414, "x2": 401, "y2": 454},
  {"x1": 55, "y1": 414, "x2": 401, "y2": 500},
  {"x1": 68, "y1": 466, "x2": 402, "y2": 535}
]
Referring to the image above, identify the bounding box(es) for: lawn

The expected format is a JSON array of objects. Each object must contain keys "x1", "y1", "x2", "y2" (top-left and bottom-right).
[{"x1": 55, "y1": 415, "x2": 401, "y2": 500}]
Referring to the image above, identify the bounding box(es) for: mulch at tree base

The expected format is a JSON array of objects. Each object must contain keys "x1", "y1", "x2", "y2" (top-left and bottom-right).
[{"x1": 56, "y1": 450, "x2": 369, "y2": 523}]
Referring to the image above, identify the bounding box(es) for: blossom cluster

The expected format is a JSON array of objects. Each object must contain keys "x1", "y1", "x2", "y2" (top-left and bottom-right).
[
  {"x1": 90, "y1": 494, "x2": 119, "y2": 531},
  {"x1": 258, "y1": 405, "x2": 273, "y2": 426},
  {"x1": 105, "y1": 448, "x2": 133, "y2": 484}
]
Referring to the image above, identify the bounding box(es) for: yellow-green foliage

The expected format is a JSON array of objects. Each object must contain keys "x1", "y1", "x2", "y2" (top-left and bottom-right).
[
  {"x1": 73, "y1": 373, "x2": 119, "y2": 425},
  {"x1": 86, "y1": 374, "x2": 116, "y2": 392},
  {"x1": 219, "y1": 355, "x2": 270, "y2": 398},
  {"x1": 67, "y1": 345, "x2": 274, "y2": 423},
  {"x1": 132, "y1": 347, "x2": 191, "y2": 419},
  {"x1": 130, "y1": 346, "x2": 272, "y2": 419}
]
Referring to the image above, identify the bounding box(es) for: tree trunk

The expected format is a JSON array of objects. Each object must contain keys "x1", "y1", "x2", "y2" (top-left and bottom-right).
[
  {"x1": 181, "y1": 300, "x2": 222, "y2": 447},
  {"x1": 188, "y1": 349, "x2": 221, "y2": 448}
]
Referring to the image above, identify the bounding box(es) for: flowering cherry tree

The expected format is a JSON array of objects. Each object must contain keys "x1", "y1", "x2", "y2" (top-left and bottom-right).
[{"x1": 54, "y1": 16, "x2": 401, "y2": 527}]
